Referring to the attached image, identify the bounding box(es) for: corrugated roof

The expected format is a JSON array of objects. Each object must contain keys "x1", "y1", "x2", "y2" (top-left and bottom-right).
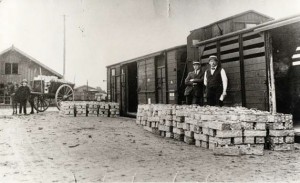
[{"x1": 0, "y1": 45, "x2": 63, "y2": 78}]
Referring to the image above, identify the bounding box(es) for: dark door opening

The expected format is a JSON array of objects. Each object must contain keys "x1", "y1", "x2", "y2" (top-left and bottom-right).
[
  {"x1": 127, "y1": 62, "x2": 138, "y2": 113},
  {"x1": 271, "y1": 22, "x2": 300, "y2": 121}
]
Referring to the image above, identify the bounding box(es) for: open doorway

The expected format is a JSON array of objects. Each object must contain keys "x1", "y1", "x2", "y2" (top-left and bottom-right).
[
  {"x1": 127, "y1": 62, "x2": 138, "y2": 114},
  {"x1": 271, "y1": 22, "x2": 300, "y2": 121}
]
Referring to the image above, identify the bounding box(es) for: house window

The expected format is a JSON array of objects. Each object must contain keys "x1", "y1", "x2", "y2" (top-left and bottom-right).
[
  {"x1": 111, "y1": 68, "x2": 116, "y2": 76},
  {"x1": 245, "y1": 23, "x2": 257, "y2": 28},
  {"x1": 5, "y1": 63, "x2": 18, "y2": 74},
  {"x1": 12, "y1": 63, "x2": 18, "y2": 74}
]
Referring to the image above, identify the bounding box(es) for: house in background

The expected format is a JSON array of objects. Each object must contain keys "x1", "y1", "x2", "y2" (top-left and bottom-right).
[
  {"x1": 0, "y1": 45, "x2": 63, "y2": 105},
  {"x1": 74, "y1": 85, "x2": 106, "y2": 101}
]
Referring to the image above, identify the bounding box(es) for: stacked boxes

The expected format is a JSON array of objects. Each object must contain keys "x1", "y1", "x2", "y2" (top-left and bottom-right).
[
  {"x1": 136, "y1": 104, "x2": 295, "y2": 156},
  {"x1": 59, "y1": 101, "x2": 75, "y2": 115},
  {"x1": 109, "y1": 103, "x2": 120, "y2": 117},
  {"x1": 174, "y1": 106, "x2": 185, "y2": 141},
  {"x1": 60, "y1": 101, "x2": 119, "y2": 118},
  {"x1": 267, "y1": 114, "x2": 294, "y2": 151},
  {"x1": 136, "y1": 104, "x2": 175, "y2": 136},
  {"x1": 182, "y1": 106, "x2": 195, "y2": 144},
  {"x1": 87, "y1": 102, "x2": 99, "y2": 116},
  {"x1": 74, "y1": 101, "x2": 87, "y2": 116},
  {"x1": 161, "y1": 106, "x2": 175, "y2": 138},
  {"x1": 99, "y1": 103, "x2": 110, "y2": 117}
]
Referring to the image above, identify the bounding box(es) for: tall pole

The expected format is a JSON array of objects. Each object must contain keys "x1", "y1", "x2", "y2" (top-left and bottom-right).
[{"x1": 63, "y1": 14, "x2": 66, "y2": 80}]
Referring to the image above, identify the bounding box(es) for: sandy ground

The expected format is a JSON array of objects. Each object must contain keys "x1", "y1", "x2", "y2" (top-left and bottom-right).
[{"x1": 0, "y1": 108, "x2": 300, "y2": 182}]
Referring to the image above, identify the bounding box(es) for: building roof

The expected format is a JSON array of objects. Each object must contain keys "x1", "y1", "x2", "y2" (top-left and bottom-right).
[
  {"x1": 106, "y1": 44, "x2": 186, "y2": 68},
  {"x1": 190, "y1": 10, "x2": 274, "y2": 33},
  {"x1": 75, "y1": 85, "x2": 106, "y2": 93},
  {"x1": 0, "y1": 45, "x2": 63, "y2": 78},
  {"x1": 194, "y1": 13, "x2": 300, "y2": 47}
]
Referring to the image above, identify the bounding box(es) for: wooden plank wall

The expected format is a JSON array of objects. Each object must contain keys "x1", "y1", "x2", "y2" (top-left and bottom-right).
[
  {"x1": 176, "y1": 49, "x2": 187, "y2": 105},
  {"x1": 187, "y1": 29, "x2": 205, "y2": 62},
  {"x1": 106, "y1": 67, "x2": 111, "y2": 101},
  {"x1": 199, "y1": 32, "x2": 268, "y2": 110},
  {"x1": 167, "y1": 50, "x2": 177, "y2": 104},
  {"x1": 108, "y1": 67, "x2": 116, "y2": 102},
  {"x1": 155, "y1": 55, "x2": 166, "y2": 104},
  {"x1": 242, "y1": 32, "x2": 267, "y2": 110},
  {"x1": 233, "y1": 12, "x2": 271, "y2": 27},
  {"x1": 219, "y1": 36, "x2": 242, "y2": 106},
  {"x1": 201, "y1": 42, "x2": 217, "y2": 64},
  {"x1": 137, "y1": 58, "x2": 156, "y2": 104},
  {"x1": 201, "y1": 39, "x2": 242, "y2": 106}
]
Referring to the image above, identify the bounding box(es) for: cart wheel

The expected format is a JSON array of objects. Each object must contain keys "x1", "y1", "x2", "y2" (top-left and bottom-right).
[
  {"x1": 55, "y1": 84, "x2": 74, "y2": 110},
  {"x1": 33, "y1": 95, "x2": 50, "y2": 112}
]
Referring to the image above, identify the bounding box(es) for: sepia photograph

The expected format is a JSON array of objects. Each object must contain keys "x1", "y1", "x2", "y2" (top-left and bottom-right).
[{"x1": 0, "y1": 0, "x2": 300, "y2": 182}]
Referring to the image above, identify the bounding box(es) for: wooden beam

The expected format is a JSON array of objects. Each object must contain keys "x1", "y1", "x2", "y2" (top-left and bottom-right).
[
  {"x1": 164, "y1": 51, "x2": 169, "y2": 104},
  {"x1": 243, "y1": 37, "x2": 264, "y2": 47},
  {"x1": 220, "y1": 36, "x2": 239, "y2": 43},
  {"x1": 203, "y1": 48, "x2": 217, "y2": 56},
  {"x1": 220, "y1": 52, "x2": 239, "y2": 60},
  {"x1": 239, "y1": 35, "x2": 246, "y2": 107},
  {"x1": 265, "y1": 32, "x2": 276, "y2": 113},
  {"x1": 220, "y1": 43, "x2": 239, "y2": 52},
  {"x1": 243, "y1": 47, "x2": 265, "y2": 56}
]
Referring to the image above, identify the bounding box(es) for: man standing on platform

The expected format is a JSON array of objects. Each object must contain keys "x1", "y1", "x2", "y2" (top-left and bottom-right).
[
  {"x1": 204, "y1": 55, "x2": 228, "y2": 107},
  {"x1": 184, "y1": 61, "x2": 205, "y2": 105}
]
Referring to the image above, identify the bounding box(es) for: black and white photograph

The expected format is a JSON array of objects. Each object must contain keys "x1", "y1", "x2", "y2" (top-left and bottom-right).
[{"x1": 0, "y1": 0, "x2": 300, "y2": 182}]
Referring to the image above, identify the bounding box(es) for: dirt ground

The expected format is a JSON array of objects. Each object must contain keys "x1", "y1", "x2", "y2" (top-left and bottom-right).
[{"x1": 1, "y1": 109, "x2": 300, "y2": 182}]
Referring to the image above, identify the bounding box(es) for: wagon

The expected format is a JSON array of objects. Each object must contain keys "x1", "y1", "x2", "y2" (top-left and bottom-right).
[{"x1": 30, "y1": 76, "x2": 75, "y2": 112}]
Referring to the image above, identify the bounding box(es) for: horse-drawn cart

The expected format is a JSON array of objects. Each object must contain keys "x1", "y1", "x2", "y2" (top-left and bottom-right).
[{"x1": 30, "y1": 76, "x2": 75, "y2": 112}]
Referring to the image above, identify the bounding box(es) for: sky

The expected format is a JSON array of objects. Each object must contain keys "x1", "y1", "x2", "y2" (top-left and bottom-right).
[{"x1": 0, "y1": 0, "x2": 300, "y2": 91}]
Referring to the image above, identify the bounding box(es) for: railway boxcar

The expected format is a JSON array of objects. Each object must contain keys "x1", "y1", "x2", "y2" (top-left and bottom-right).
[
  {"x1": 107, "y1": 45, "x2": 186, "y2": 116},
  {"x1": 192, "y1": 14, "x2": 300, "y2": 117}
]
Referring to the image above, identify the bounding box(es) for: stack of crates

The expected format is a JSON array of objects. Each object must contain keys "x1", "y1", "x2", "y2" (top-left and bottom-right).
[
  {"x1": 87, "y1": 102, "x2": 99, "y2": 116},
  {"x1": 109, "y1": 102, "x2": 120, "y2": 117},
  {"x1": 136, "y1": 104, "x2": 295, "y2": 156},
  {"x1": 60, "y1": 101, "x2": 120, "y2": 118},
  {"x1": 59, "y1": 101, "x2": 75, "y2": 116},
  {"x1": 267, "y1": 113, "x2": 294, "y2": 150},
  {"x1": 211, "y1": 109, "x2": 266, "y2": 156},
  {"x1": 74, "y1": 101, "x2": 87, "y2": 116},
  {"x1": 161, "y1": 106, "x2": 175, "y2": 138},
  {"x1": 136, "y1": 105, "x2": 147, "y2": 125},
  {"x1": 98, "y1": 103, "x2": 110, "y2": 117}
]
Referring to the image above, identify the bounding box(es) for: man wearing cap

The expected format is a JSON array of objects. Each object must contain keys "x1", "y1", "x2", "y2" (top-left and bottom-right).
[
  {"x1": 184, "y1": 61, "x2": 205, "y2": 105},
  {"x1": 15, "y1": 79, "x2": 31, "y2": 115},
  {"x1": 204, "y1": 55, "x2": 228, "y2": 107}
]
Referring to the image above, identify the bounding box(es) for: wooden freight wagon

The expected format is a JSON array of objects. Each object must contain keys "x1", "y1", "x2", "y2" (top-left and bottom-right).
[
  {"x1": 192, "y1": 14, "x2": 300, "y2": 118},
  {"x1": 107, "y1": 45, "x2": 186, "y2": 116},
  {"x1": 187, "y1": 10, "x2": 273, "y2": 63}
]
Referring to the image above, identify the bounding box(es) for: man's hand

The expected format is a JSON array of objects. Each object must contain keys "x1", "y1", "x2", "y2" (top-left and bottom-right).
[{"x1": 190, "y1": 79, "x2": 194, "y2": 82}]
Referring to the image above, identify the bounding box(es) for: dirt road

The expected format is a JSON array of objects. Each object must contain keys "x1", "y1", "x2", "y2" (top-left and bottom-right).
[{"x1": 1, "y1": 111, "x2": 300, "y2": 182}]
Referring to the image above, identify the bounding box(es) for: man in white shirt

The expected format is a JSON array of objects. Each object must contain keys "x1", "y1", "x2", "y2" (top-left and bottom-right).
[{"x1": 204, "y1": 55, "x2": 228, "y2": 107}]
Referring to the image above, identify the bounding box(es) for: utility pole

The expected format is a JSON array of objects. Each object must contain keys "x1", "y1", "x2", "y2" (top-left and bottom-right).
[{"x1": 63, "y1": 14, "x2": 66, "y2": 80}]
